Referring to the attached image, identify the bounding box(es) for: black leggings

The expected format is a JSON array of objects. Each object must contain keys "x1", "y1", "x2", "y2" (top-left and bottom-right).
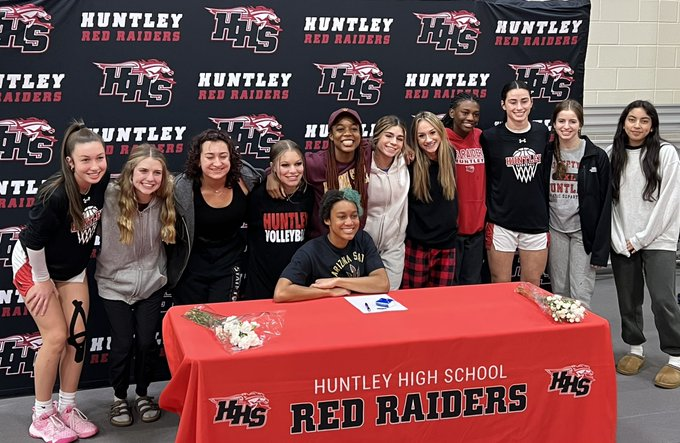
[{"x1": 101, "y1": 289, "x2": 164, "y2": 399}]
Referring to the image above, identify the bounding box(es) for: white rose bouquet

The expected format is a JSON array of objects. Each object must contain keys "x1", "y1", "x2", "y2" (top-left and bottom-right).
[
  {"x1": 516, "y1": 283, "x2": 587, "y2": 323},
  {"x1": 184, "y1": 306, "x2": 284, "y2": 352}
]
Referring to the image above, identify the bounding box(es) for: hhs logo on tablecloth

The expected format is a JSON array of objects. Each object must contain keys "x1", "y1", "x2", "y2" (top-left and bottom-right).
[
  {"x1": 210, "y1": 392, "x2": 270, "y2": 428},
  {"x1": 545, "y1": 364, "x2": 594, "y2": 397}
]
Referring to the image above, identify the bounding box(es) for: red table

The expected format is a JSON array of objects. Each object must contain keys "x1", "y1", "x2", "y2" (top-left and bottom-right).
[{"x1": 160, "y1": 283, "x2": 616, "y2": 442}]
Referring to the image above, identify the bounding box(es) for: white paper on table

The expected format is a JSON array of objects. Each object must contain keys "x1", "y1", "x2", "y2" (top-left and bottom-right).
[{"x1": 344, "y1": 294, "x2": 407, "y2": 314}]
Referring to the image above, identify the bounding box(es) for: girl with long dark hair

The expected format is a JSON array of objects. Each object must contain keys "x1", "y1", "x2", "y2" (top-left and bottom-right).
[
  {"x1": 607, "y1": 100, "x2": 680, "y2": 389},
  {"x1": 168, "y1": 129, "x2": 262, "y2": 304}
]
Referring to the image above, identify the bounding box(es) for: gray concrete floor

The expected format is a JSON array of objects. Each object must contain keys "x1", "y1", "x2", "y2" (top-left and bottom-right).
[{"x1": 0, "y1": 270, "x2": 678, "y2": 442}]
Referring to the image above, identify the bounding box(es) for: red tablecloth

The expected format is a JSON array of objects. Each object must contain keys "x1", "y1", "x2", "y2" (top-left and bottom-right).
[{"x1": 160, "y1": 283, "x2": 616, "y2": 442}]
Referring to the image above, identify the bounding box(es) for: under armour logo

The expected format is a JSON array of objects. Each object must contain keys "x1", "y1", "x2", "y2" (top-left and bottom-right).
[{"x1": 519, "y1": 138, "x2": 527, "y2": 143}]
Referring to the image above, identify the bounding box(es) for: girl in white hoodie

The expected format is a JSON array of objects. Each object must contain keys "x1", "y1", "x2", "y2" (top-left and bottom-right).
[
  {"x1": 364, "y1": 115, "x2": 410, "y2": 290},
  {"x1": 607, "y1": 100, "x2": 680, "y2": 389}
]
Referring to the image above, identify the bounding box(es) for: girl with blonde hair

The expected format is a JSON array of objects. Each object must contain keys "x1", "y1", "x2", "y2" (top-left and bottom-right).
[
  {"x1": 243, "y1": 139, "x2": 314, "y2": 299},
  {"x1": 402, "y1": 111, "x2": 458, "y2": 288},
  {"x1": 96, "y1": 144, "x2": 175, "y2": 426}
]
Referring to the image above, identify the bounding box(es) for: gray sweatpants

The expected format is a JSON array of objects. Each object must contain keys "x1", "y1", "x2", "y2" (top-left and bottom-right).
[
  {"x1": 548, "y1": 229, "x2": 596, "y2": 308},
  {"x1": 610, "y1": 249, "x2": 680, "y2": 356}
]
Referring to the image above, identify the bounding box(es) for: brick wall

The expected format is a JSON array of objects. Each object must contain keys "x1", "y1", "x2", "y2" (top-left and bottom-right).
[{"x1": 585, "y1": 0, "x2": 680, "y2": 106}]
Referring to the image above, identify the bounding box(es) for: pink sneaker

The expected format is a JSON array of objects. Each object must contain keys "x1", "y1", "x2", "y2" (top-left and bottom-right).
[
  {"x1": 29, "y1": 411, "x2": 78, "y2": 443},
  {"x1": 59, "y1": 406, "x2": 99, "y2": 438}
]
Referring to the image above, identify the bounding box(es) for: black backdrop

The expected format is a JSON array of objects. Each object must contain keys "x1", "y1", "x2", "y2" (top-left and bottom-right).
[{"x1": 0, "y1": 0, "x2": 590, "y2": 396}]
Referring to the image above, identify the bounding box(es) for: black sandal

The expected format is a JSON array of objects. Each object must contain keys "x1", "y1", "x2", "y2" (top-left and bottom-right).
[
  {"x1": 135, "y1": 396, "x2": 161, "y2": 423},
  {"x1": 110, "y1": 399, "x2": 133, "y2": 427}
]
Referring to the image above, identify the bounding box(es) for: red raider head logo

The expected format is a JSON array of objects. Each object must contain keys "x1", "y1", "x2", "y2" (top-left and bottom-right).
[
  {"x1": 546, "y1": 364, "x2": 595, "y2": 397},
  {"x1": 315, "y1": 61, "x2": 383, "y2": 106},
  {"x1": 210, "y1": 392, "x2": 270, "y2": 428},
  {"x1": 509, "y1": 61, "x2": 574, "y2": 103},
  {"x1": 0, "y1": 3, "x2": 52, "y2": 53},
  {"x1": 0, "y1": 332, "x2": 42, "y2": 376},
  {"x1": 0, "y1": 118, "x2": 56, "y2": 165},
  {"x1": 413, "y1": 10, "x2": 480, "y2": 54},
  {"x1": 94, "y1": 59, "x2": 175, "y2": 107},
  {"x1": 0, "y1": 226, "x2": 21, "y2": 267},
  {"x1": 207, "y1": 6, "x2": 282, "y2": 54},
  {"x1": 210, "y1": 114, "x2": 282, "y2": 160}
]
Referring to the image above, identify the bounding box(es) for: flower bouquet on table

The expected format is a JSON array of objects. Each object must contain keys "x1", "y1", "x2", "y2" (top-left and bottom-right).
[
  {"x1": 183, "y1": 305, "x2": 284, "y2": 353},
  {"x1": 515, "y1": 282, "x2": 587, "y2": 323}
]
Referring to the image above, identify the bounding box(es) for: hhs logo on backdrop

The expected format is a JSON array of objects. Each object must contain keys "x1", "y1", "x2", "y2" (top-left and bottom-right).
[
  {"x1": 210, "y1": 115, "x2": 283, "y2": 160},
  {"x1": 0, "y1": 332, "x2": 41, "y2": 376},
  {"x1": 0, "y1": 226, "x2": 21, "y2": 268},
  {"x1": 0, "y1": 118, "x2": 55, "y2": 165},
  {"x1": 315, "y1": 61, "x2": 383, "y2": 106},
  {"x1": 509, "y1": 61, "x2": 574, "y2": 102},
  {"x1": 94, "y1": 59, "x2": 175, "y2": 107},
  {"x1": 0, "y1": 3, "x2": 52, "y2": 53},
  {"x1": 207, "y1": 6, "x2": 282, "y2": 53},
  {"x1": 413, "y1": 10, "x2": 480, "y2": 54}
]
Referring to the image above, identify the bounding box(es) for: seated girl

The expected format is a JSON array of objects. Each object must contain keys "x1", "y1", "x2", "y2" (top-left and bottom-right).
[{"x1": 273, "y1": 189, "x2": 389, "y2": 302}]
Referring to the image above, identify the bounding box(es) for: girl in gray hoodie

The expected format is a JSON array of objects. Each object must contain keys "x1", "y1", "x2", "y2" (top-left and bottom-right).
[{"x1": 95, "y1": 144, "x2": 176, "y2": 426}]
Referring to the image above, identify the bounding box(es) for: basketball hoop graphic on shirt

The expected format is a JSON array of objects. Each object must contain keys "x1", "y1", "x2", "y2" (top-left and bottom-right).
[
  {"x1": 72, "y1": 205, "x2": 101, "y2": 244},
  {"x1": 505, "y1": 147, "x2": 541, "y2": 183}
]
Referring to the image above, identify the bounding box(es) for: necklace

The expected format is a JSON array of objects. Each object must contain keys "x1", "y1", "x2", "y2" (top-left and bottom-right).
[{"x1": 203, "y1": 185, "x2": 225, "y2": 195}]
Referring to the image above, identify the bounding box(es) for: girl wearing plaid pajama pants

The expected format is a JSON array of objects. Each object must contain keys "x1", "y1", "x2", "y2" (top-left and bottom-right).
[{"x1": 402, "y1": 111, "x2": 458, "y2": 288}]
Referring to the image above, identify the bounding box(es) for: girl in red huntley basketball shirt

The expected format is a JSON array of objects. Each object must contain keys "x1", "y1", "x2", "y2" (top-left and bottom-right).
[
  {"x1": 12, "y1": 121, "x2": 109, "y2": 443},
  {"x1": 443, "y1": 93, "x2": 486, "y2": 285}
]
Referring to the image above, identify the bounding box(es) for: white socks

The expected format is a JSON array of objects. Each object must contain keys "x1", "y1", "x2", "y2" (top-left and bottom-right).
[
  {"x1": 630, "y1": 345, "x2": 644, "y2": 357},
  {"x1": 668, "y1": 355, "x2": 680, "y2": 368},
  {"x1": 58, "y1": 390, "x2": 76, "y2": 413},
  {"x1": 33, "y1": 399, "x2": 54, "y2": 418}
]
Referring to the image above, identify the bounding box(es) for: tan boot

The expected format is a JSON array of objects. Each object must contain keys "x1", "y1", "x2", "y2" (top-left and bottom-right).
[
  {"x1": 653, "y1": 365, "x2": 680, "y2": 389},
  {"x1": 615, "y1": 353, "x2": 645, "y2": 375}
]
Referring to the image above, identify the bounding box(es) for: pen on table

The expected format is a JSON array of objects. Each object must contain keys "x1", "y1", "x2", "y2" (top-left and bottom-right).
[{"x1": 364, "y1": 302, "x2": 371, "y2": 312}]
